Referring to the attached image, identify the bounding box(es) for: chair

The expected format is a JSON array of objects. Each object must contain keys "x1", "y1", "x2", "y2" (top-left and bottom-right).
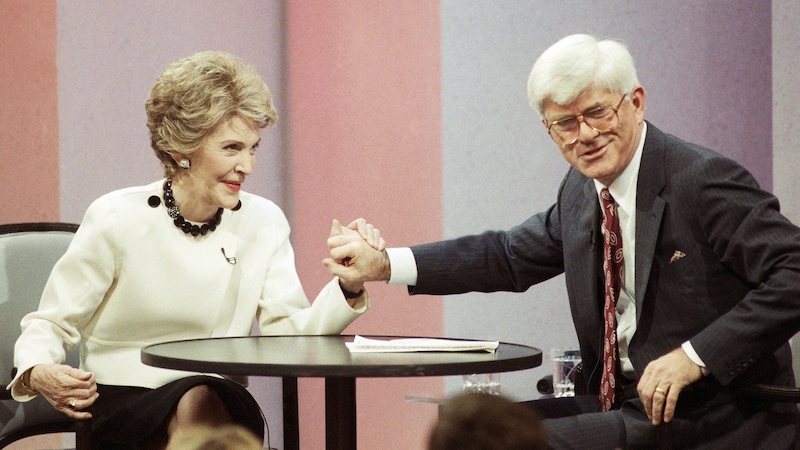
[
  {"x1": 741, "y1": 340, "x2": 800, "y2": 403},
  {"x1": 0, "y1": 222, "x2": 91, "y2": 450}
]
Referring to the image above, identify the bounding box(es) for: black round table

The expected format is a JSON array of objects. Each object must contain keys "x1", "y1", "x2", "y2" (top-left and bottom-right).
[{"x1": 141, "y1": 335, "x2": 541, "y2": 450}]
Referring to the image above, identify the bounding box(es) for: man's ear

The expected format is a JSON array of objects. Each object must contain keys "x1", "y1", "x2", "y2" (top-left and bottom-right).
[{"x1": 630, "y1": 85, "x2": 646, "y2": 120}]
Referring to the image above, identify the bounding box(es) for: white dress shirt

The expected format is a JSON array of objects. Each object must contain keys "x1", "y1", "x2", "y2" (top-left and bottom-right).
[{"x1": 593, "y1": 122, "x2": 645, "y2": 376}]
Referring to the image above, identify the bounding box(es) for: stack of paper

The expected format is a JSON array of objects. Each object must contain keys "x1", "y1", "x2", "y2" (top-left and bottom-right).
[{"x1": 345, "y1": 335, "x2": 499, "y2": 353}]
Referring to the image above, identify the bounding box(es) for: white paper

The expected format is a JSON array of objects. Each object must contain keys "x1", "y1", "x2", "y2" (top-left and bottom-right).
[{"x1": 345, "y1": 335, "x2": 499, "y2": 353}]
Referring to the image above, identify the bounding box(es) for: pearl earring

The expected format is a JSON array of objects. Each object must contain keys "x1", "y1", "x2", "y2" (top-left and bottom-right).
[{"x1": 179, "y1": 159, "x2": 191, "y2": 169}]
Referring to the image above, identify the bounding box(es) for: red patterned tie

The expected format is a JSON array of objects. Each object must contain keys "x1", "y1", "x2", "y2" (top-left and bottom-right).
[{"x1": 600, "y1": 187, "x2": 623, "y2": 411}]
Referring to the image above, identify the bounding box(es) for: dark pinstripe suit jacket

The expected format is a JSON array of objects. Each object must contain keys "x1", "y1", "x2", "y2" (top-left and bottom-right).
[{"x1": 409, "y1": 123, "x2": 800, "y2": 446}]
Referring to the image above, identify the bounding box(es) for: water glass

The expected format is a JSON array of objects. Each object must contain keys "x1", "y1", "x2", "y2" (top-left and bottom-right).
[
  {"x1": 552, "y1": 348, "x2": 581, "y2": 398},
  {"x1": 462, "y1": 373, "x2": 501, "y2": 395}
]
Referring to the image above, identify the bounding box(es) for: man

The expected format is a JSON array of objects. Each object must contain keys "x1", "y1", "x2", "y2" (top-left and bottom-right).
[{"x1": 325, "y1": 34, "x2": 800, "y2": 448}]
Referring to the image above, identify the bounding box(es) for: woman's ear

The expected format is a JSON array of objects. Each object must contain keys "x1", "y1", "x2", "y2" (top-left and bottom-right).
[
  {"x1": 168, "y1": 151, "x2": 192, "y2": 169},
  {"x1": 168, "y1": 151, "x2": 183, "y2": 165}
]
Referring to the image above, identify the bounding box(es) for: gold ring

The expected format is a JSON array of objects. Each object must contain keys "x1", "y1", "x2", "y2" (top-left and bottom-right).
[
  {"x1": 655, "y1": 387, "x2": 667, "y2": 395},
  {"x1": 68, "y1": 399, "x2": 78, "y2": 409}
]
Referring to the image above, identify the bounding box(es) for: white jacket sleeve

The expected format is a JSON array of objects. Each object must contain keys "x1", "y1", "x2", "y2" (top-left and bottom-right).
[
  {"x1": 10, "y1": 197, "x2": 118, "y2": 400},
  {"x1": 254, "y1": 213, "x2": 368, "y2": 336}
]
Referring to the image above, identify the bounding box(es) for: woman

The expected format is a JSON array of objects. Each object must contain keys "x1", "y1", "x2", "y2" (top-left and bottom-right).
[{"x1": 9, "y1": 51, "x2": 378, "y2": 449}]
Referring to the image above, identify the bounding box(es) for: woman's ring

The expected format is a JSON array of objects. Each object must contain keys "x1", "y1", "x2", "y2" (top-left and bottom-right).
[
  {"x1": 68, "y1": 399, "x2": 78, "y2": 410},
  {"x1": 655, "y1": 387, "x2": 667, "y2": 395}
]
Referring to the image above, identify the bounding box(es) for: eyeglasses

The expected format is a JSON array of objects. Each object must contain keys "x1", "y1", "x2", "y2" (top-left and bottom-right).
[{"x1": 546, "y1": 95, "x2": 628, "y2": 145}]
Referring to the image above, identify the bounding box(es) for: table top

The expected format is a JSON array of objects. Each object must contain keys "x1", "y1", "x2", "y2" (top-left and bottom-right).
[{"x1": 141, "y1": 335, "x2": 541, "y2": 378}]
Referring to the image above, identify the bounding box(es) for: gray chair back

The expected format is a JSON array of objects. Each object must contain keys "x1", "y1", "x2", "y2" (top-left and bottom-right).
[{"x1": 0, "y1": 222, "x2": 88, "y2": 449}]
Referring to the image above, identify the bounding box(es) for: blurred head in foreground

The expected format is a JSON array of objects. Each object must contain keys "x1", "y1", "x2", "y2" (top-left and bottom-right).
[{"x1": 428, "y1": 392, "x2": 547, "y2": 450}]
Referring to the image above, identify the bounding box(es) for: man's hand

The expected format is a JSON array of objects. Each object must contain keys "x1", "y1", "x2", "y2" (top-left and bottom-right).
[
  {"x1": 323, "y1": 219, "x2": 391, "y2": 285},
  {"x1": 637, "y1": 347, "x2": 704, "y2": 425},
  {"x1": 29, "y1": 364, "x2": 98, "y2": 419}
]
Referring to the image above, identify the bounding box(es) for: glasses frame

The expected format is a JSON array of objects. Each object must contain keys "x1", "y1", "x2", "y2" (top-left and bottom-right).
[{"x1": 546, "y1": 95, "x2": 628, "y2": 145}]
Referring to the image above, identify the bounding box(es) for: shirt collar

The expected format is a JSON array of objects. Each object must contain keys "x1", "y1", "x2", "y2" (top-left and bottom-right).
[{"x1": 594, "y1": 122, "x2": 647, "y2": 215}]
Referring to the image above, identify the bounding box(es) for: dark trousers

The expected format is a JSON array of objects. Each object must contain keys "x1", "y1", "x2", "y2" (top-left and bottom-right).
[
  {"x1": 524, "y1": 381, "x2": 798, "y2": 450},
  {"x1": 525, "y1": 391, "x2": 626, "y2": 449}
]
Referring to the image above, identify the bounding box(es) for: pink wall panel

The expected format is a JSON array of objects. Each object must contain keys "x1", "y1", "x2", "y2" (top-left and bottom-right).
[
  {"x1": 0, "y1": 0, "x2": 59, "y2": 223},
  {"x1": 287, "y1": 2, "x2": 443, "y2": 449}
]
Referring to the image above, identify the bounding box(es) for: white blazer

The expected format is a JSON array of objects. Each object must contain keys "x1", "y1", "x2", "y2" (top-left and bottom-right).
[{"x1": 11, "y1": 180, "x2": 368, "y2": 399}]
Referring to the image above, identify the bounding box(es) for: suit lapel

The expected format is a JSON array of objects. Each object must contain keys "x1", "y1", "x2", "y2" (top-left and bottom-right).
[
  {"x1": 564, "y1": 178, "x2": 605, "y2": 354},
  {"x1": 634, "y1": 124, "x2": 666, "y2": 323}
]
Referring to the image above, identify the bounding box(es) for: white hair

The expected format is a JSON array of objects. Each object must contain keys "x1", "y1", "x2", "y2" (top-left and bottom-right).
[{"x1": 527, "y1": 34, "x2": 639, "y2": 118}]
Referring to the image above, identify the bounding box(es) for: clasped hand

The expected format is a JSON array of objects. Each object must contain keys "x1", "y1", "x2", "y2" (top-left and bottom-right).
[
  {"x1": 323, "y1": 218, "x2": 391, "y2": 287},
  {"x1": 28, "y1": 364, "x2": 98, "y2": 419}
]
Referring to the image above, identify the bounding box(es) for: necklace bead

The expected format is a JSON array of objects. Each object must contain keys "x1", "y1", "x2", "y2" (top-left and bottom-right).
[{"x1": 162, "y1": 179, "x2": 223, "y2": 236}]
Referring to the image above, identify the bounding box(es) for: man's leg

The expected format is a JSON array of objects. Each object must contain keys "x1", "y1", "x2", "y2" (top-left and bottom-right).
[
  {"x1": 524, "y1": 396, "x2": 625, "y2": 449},
  {"x1": 544, "y1": 410, "x2": 626, "y2": 450}
]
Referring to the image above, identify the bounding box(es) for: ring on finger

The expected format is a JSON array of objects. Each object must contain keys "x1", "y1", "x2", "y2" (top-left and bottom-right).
[
  {"x1": 68, "y1": 399, "x2": 78, "y2": 410},
  {"x1": 654, "y1": 387, "x2": 667, "y2": 395}
]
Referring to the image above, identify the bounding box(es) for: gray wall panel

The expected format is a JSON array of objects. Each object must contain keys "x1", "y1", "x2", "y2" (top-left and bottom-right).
[{"x1": 441, "y1": 0, "x2": 772, "y2": 400}]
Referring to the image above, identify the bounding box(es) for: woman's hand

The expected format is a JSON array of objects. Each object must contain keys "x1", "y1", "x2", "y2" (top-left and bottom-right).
[
  {"x1": 346, "y1": 218, "x2": 385, "y2": 252},
  {"x1": 28, "y1": 364, "x2": 99, "y2": 419}
]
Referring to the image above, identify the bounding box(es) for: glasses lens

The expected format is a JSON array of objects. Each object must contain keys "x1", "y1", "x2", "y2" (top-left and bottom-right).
[
  {"x1": 547, "y1": 96, "x2": 625, "y2": 145},
  {"x1": 584, "y1": 107, "x2": 617, "y2": 133},
  {"x1": 550, "y1": 119, "x2": 578, "y2": 143}
]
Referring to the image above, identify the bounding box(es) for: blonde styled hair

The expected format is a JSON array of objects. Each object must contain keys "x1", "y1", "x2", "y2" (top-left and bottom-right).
[
  {"x1": 146, "y1": 51, "x2": 277, "y2": 177},
  {"x1": 165, "y1": 424, "x2": 262, "y2": 450}
]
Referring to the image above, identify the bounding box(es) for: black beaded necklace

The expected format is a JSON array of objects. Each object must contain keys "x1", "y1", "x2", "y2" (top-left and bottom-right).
[{"x1": 162, "y1": 179, "x2": 222, "y2": 236}]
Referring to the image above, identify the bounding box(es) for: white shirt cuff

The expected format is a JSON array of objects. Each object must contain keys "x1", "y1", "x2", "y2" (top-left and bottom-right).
[
  {"x1": 682, "y1": 341, "x2": 710, "y2": 376},
  {"x1": 385, "y1": 247, "x2": 418, "y2": 286}
]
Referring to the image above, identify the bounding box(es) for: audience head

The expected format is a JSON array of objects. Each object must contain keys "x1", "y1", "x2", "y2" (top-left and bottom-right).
[
  {"x1": 428, "y1": 393, "x2": 547, "y2": 450},
  {"x1": 166, "y1": 423, "x2": 263, "y2": 450}
]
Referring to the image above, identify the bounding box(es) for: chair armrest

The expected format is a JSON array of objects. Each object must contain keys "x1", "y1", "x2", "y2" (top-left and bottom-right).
[{"x1": 741, "y1": 384, "x2": 800, "y2": 402}]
